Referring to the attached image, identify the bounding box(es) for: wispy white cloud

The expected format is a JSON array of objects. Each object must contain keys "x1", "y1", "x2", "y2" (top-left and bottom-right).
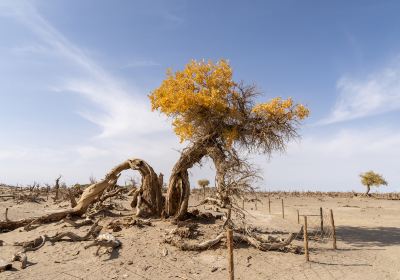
[
  {"x1": 0, "y1": 0, "x2": 183, "y2": 185},
  {"x1": 2, "y1": 0, "x2": 168, "y2": 138},
  {"x1": 319, "y1": 58, "x2": 400, "y2": 124}
]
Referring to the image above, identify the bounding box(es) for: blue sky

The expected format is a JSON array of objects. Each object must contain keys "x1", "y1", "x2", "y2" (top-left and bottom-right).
[{"x1": 1, "y1": 0, "x2": 400, "y2": 192}]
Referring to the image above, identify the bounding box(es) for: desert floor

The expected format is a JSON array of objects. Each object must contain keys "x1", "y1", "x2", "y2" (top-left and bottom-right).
[{"x1": 1, "y1": 193, "x2": 399, "y2": 280}]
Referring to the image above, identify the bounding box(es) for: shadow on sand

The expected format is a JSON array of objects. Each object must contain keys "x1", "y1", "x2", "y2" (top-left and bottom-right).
[{"x1": 337, "y1": 226, "x2": 400, "y2": 247}]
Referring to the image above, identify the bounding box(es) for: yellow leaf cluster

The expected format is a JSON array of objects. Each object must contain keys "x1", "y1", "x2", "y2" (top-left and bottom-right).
[
  {"x1": 149, "y1": 59, "x2": 236, "y2": 142},
  {"x1": 252, "y1": 97, "x2": 309, "y2": 121},
  {"x1": 360, "y1": 171, "x2": 388, "y2": 187},
  {"x1": 149, "y1": 59, "x2": 234, "y2": 115}
]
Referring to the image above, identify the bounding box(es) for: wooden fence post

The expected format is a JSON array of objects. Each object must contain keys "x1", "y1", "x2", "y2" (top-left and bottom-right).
[
  {"x1": 297, "y1": 209, "x2": 300, "y2": 224},
  {"x1": 5, "y1": 207, "x2": 8, "y2": 221},
  {"x1": 320, "y1": 207, "x2": 324, "y2": 233},
  {"x1": 227, "y1": 229, "x2": 234, "y2": 280},
  {"x1": 281, "y1": 199, "x2": 285, "y2": 219},
  {"x1": 268, "y1": 197, "x2": 271, "y2": 214},
  {"x1": 304, "y1": 216, "x2": 309, "y2": 262},
  {"x1": 330, "y1": 209, "x2": 337, "y2": 249}
]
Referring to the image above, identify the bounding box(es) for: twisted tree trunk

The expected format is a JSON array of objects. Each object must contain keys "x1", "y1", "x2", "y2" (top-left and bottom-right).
[
  {"x1": 166, "y1": 139, "x2": 211, "y2": 219},
  {"x1": 129, "y1": 159, "x2": 163, "y2": 217}
]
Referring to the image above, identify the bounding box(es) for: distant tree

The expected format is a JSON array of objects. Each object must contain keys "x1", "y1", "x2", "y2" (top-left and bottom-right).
[
  {"x1": 360, "y1": 171, "x2": 388, "y2": 196},
  {"x1": 198, "y1": 179, "x2": 210, "y2": 199}
]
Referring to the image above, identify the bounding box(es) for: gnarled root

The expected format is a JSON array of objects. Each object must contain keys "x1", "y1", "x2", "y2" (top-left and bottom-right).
[
  {"x1": 165, "y1": 232, "x2": 225, "y2": 251},
  {"x1": 165, "y1": 230, "x2": 297, "y2": 252},
  {"x1": 233, "y1": 232, "x2": 296, "y2": 251},
  {"x1": 12, "y1": 222, "x2": 103, "y2": 268}
]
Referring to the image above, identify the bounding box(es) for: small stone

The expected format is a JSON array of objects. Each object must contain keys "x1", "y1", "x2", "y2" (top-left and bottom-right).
[
  {"x1": 127, "y1": 260, "x2": 133, "y2": 265},
  {"x1": 211, "y1": 267, "x2": 218, "y2": 272},
  {"x1": 162, "y1": 248, "x2": 168, "y2": 257},
  {"x1": 120, "y1": 261, "x2": 124, "y2": 265}
]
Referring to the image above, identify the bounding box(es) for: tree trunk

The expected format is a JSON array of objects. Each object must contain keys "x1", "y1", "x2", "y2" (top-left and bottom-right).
[
  {"x1": 206, "y1": 146, "x2": 230, "y2": 207},
  {"x1": 365, "y1": 185, "x2": 371, "y2": 196},
  {"x1": 166, "y1": 140, "x2": 210, "y2": 219},
  {"x1": 129, "y1": 159, "x2": 163, "y2": 217},
  {"x1": 53, "y1": 175, "x2": 61, "y2": 201}
]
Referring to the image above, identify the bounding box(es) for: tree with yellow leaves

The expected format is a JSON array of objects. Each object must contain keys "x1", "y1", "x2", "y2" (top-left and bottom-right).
[
  {"x1": 150, "y1": 59, "x2": 309, "y2": 218},
  {"x1": 360, "y1": 171, "x2": 388, "y2": 196}
]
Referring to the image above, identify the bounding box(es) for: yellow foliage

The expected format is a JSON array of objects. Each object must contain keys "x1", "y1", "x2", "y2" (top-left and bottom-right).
[
  {"x1": 360, "y1": 171, "x2": 388, "y2": 187},
  {"x1": 252, "y1": 97, "x2": 309, "y2": 121},
  {"x1": 149, "y1": 59, "x2": 310, "y2": 146}
]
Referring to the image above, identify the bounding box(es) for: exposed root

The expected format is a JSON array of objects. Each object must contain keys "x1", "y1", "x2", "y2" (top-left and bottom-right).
[
  {"x1": 233, "y1": 232, "x2": 296, "y2": 251},
  {"x1": 165, "y1": 232, "x2": 225, "y2": 251},
  {"x1": 61, "y1": 217, "x2": 94, "y2": 228},
  {"x1": 11, "y1": 221, "x2": 103, "y2": 268},
  {"x1": 165, "y1": 230, "x2": 298, "y2": 252}
]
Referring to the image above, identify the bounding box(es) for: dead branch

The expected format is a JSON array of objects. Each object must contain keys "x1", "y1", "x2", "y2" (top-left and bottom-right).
[
  {"x1": 165, "y1": 232, "x2": 225, "y2": 251},
  {"x1": 11, "y1": 222, "x2": 102, "y2": 268},
  {"x1": 165, "y1": 230, "x2": 297, "y2": 252},
  {"x1": 61, "y1": 217, "x2": 94, "y2": 228},
  {"x1": 0, "y1": 158, "x2": 162, "y2": 232},
  {"x1": 99, "y1": 188, "x2": 124, "y2": 203}
]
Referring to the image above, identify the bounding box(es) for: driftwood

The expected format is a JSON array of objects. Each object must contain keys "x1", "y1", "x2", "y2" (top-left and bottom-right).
[
  {"x1": 61, "y1": 218, "x2": 94, "y2": 228},
  {"x1": 166, "y1": 232, "x2": 225, "y2": 251},
  {"x1": 11, "y1": 222, "x2": 102, "y2": 268},
  {"x1": 165, "y1": 230, "x2": 297, "y2": 252},
  {"x1": 0, "y1": 158, "x2": 162, "y2": 232}
]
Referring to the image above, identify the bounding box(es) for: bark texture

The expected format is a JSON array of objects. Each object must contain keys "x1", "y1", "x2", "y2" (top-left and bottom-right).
[{"x1": 166, "y1": 141, "x2": 210, "y2": 219}]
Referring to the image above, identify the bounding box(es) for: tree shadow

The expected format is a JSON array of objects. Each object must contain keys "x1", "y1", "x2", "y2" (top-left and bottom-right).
[{"x1": 337, "y1": 226, "x2": 400, "y2": 247}]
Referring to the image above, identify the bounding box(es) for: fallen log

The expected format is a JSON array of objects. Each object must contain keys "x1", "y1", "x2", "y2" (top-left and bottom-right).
[
  {"x1": 0, "y1": 158, "x2": 162, "y2": 232},
  {"x1": 165, "y1": 230, "x2": 297, "y2": 252}
]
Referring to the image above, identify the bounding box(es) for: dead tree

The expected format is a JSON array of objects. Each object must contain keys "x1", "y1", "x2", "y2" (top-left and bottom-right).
[
  {"x1": 53, "y1": 175, "x2": 62, "y2": 201},
  {"x1": 0, "y1": 158, "x2": 162, "y2": 231}
]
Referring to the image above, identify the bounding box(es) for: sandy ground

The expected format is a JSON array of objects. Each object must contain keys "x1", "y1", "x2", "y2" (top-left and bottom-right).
[{"x1": 0, "y1": 193, "x2": 399, "y2": 280}]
